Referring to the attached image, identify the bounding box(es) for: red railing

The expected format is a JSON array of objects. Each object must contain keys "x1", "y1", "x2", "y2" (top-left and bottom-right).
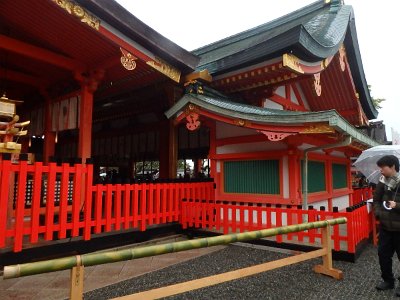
[
  {"x1": 180, "y1": 199, "x2": 372, "y2": 253},
  {"x1": 0, "y1": 157, "x2": 214, "y2": 252},
  {"x1": 351, "y1": 187, "x2": 373, "y2": 206}
]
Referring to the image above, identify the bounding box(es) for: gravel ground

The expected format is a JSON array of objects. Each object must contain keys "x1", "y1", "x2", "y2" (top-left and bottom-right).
[{"x1": 85, "y1": 243, "x2": 400, "y2": 300}]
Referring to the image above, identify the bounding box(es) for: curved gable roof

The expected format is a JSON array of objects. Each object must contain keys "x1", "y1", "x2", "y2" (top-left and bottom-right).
[{"x1": 192, "y1": 0, "x2": 377, "y2": 119}]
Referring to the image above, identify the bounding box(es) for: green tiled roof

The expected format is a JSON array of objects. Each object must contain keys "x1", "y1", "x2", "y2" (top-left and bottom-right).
[
  {"x1": 193, "y1": 1, "x2": 348, "y2": 72},
  {"x1": 191, "y1": 0, "x2": 378, "y2": 120},
  {"x1": 165, "y1": 93, "x2": 380, "y2": 148}
]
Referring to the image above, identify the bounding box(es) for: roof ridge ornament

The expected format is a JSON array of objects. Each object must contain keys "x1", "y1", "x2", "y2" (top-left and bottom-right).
[{"x1": 329, "y1": 0, "x2": 344, "y2": 13}]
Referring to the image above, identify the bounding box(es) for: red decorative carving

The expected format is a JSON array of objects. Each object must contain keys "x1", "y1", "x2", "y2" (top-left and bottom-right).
[
  {"x1": 313, "y1": 73, "x2": 322, "y2": 96},
  {"x1": 339, "y1": 46, "x2": 346, "y2": 71},
  {"x1": 257, "y1": 130, "x2": 296, "y2": 141},
  {"x1": 186, "y1": 113, "x2": 201, "y2": 131}
]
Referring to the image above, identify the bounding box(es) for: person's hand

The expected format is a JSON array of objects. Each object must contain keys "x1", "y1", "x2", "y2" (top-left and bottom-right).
[{"x1": 388, "y1": 201, "x2": 397, "y2": 208}]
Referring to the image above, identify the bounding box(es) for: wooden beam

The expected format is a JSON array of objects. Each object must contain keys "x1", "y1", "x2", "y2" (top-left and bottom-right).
[
  {"x1": 0, "y1": 67, "x2": 48, "y2": 88},
  {"x1": 0, "y1": 34, "x2": 86, "y2": 72},
  {"x1": 113, "y1": 249, "x2": 328, "y2": 300}
]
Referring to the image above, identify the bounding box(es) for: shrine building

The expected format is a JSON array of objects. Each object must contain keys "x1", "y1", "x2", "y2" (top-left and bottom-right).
[{"x1": 0, "y1": 0, "x2": 379, "y2": 223}]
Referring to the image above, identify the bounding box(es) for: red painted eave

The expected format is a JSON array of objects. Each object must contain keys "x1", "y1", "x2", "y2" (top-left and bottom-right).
[{"x1": 1, "y1": 1, "x2": 168, "y2": 103}]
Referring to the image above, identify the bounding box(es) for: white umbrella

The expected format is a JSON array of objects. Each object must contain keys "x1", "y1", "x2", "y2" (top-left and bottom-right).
[{"x1": 353, "y1": 145, "x2": 400, "y2": 184}]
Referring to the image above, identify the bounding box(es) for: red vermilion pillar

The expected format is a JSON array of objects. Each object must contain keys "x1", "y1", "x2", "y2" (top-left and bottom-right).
[
  {"x1": 76, "y1": 70, "x2": 103, "y2": 163},
  {"x1": 78, "y1": 84, "x2": 93, "y2": 163},
  {"x1": 325, "y1": 154, "x2": 333, "y2": 211},
  {"x1": 288, "y1": 148, "x2": 301, "y2": 205}
]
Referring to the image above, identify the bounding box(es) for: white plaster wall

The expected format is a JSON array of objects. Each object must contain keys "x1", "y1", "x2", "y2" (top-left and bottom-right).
[
  {"x1": 332, "y1": 195, "x2": 350, "y2": 211},
  {"x1": 216, "y1": 141, "x2": 287, "y2": 154},
  {"x1": 290, "y1": 86, "x2": 299, "y2": 105},
  {"x1": 275, "y1": 86, "x2": 285, "y2": 97},
  {"x1": 263, "y1": 99, "x2": 283, "y2": 110},
  {"x1": 295, "y1": 82, "x2": 310, "y2": 110},
  {"x1": 309, "y1": 199, "x2": 329, "y2": 209},
  {"x1": 216, "y1": 122, "x2": 258, "y2": 139}
]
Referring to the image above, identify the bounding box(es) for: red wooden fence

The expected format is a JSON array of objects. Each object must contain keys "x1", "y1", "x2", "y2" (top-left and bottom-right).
[
  {"x1": 0, "y1": 158, "x2": 215, "y2": 252},
  {"x1": 180, "y1": 199, "x2": 372, "y2": 253},
  {"x1": 351, "y1": 187, "x2": 373, "y2": 206},
  {"x1": 0, "y1": 155, "x2": 374, "y2": 254}
]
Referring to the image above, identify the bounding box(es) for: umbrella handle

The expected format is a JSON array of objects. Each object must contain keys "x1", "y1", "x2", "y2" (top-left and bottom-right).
[{"x1": 383, "y1": 201, "x2": 393, "y2": 210}]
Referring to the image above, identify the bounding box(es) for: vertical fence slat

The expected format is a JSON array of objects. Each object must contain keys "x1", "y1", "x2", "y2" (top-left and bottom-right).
[
  {"x1": 132, "y1": 184, "x2": 139, "y2": 228},
  {"x1": 223, "y1": 202, "x2": 229, "y2": 234},
  {"x1": 181, "y1": 200, "x2": 187, "y2": 229},
  {"x1": 0, "y1": 159, "x2": 12, "y2": 248},
  {"x1": 83, "y1": 175, "x2": 93, "y2": 241},
  {"x1": 115, "y1": 184, "x2": 122, "y2": 231},
  {"x1": 140, "y1": 184, "x2": 147, "y2": 231},
  {"x1": 44, "y1": 162, "x2": 57, "y2": 241},
  {"x1": 148, "y1": 183, "x2": 154, "y2": 226},
  {"x1": 14, "y1": 161, "x2": 28, "y2": 252},
  {"x1": 123, "y1": 184, "x2": 130, "y2": 230},
  {"x1": 71, "y1": 163, "x2": 82, "y2": 237},
  {"x1": 58, "y1": 163, "x2": 70, "y2": 239},
  {"x1": 275, "y1": 206, "x2": 283, "y2": 243},
  {"x1": 167, "y1": 184, "x2": 173, "y2": 222},
  {"x1": 155, "y1": 184, "x2": 161, "y2": 224},
  {"x1": 105, "y1": 184, "x2": 113, "y2": 232},
  {"x1": 94, "y1": 185, "x2": 103, "y2": 234},
  {"x1": 162, "y1": 183, "x2": 168, "y2": 223},
  {"x1": 30, "y1": 162, "x2": 43, "y2": 243}
]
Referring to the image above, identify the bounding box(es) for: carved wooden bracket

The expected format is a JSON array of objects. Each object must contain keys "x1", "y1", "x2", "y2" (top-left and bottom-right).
[
  {"x1": 186, "y1": 113, "x2": 201, "y2": 131},
  {"x1": 313, "y1": 73, "x2": 322, "y2": 96},
  {"x1": 257, "y1": 130, "x2": 296, "y2": 141}
]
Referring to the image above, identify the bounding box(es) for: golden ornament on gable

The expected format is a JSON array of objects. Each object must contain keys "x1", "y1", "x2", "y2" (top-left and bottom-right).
[
  {"x1": 300, "y1": 124, "x2": 335, "y2": 134},
  {"x1": 52, "y1": 0, "x2": 100, "y2": 30}
]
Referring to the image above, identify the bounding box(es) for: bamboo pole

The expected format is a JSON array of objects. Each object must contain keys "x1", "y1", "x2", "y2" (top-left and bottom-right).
[{"x1": 3, "y1": 217, "x2": 346, "y2": 279}]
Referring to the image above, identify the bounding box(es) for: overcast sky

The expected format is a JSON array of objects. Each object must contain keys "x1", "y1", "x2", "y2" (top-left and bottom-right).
[{"x1": 115, "y1": 0, "x2": 400, "y2": 140}]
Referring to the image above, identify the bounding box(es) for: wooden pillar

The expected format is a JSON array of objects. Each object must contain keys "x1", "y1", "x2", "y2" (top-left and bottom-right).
[
  {"x1": 287, "y1": 147, "x2": 302, "y2": 205},
  {"x1": 159, "y1": 119, "x2": 177, "y2": 179},
  {"x1": 288, "y1": 150, "x2": 297, "y2": 204},
  {"x1": 325, "y1": 153, "x2": 333, "y2": 211},
  {"x1": 42, "y1": 93, "x2": 55, "y2": 164},
  {"x1": 75, "y1": 70, "x2": 103, "y2": 163},
  {"x1": 159, "y1": 85, "x2": 180, "y2": 179},
  {"x1": 78, "y1": 84, "x2": 93, "y2": 163}
]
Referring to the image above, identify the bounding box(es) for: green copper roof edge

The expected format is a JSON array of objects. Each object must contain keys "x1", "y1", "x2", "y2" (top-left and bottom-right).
[
  {"x1": 297, "y1": 5, "x2": 351, "y2": 59},
  {"x1": 192, "y1": 0, "x2": 327, "y2": 56},
  {"x1": 346, "y1": 18, "x2": 378, "y2": 119},
  {"x1": 328, "y1": 115, "x2": 380, "y2": 147},
  {"x1": 165, "y1": 94, "x2": 379, "y2": 147}
]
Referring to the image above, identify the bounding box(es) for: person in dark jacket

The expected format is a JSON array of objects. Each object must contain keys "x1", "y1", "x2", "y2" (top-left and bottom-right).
[{"x1": 373, "y1": 155, "x2": 400, "y2": 295}]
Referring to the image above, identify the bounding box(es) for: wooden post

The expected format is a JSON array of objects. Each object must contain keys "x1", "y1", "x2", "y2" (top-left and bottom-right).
[
  {"x1": 75, "y1": 70, "x2": 103, "y2": 164},
  {"x1": 77, "y1": 84, "x2": 93, "y2": 163},
  {"x1": 313, "y1": 225, "x2": 343, "y2": 279},
  {"x1": 70, "y1": 255, "x2": 84, "y2": 300}
]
